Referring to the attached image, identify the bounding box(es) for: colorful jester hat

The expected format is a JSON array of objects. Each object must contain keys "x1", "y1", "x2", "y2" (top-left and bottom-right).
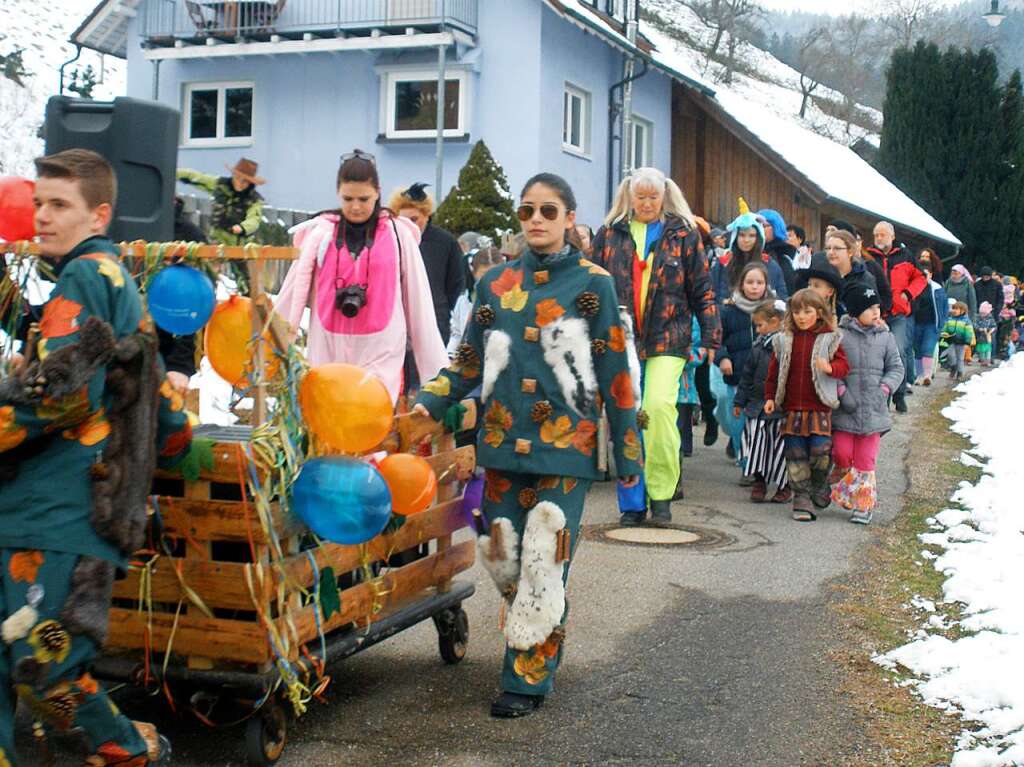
[{"x1": 726, "y1": 210, "x2": 766, "y2": 254}]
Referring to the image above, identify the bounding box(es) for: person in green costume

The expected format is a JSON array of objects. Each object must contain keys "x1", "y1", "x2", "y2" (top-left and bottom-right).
[
  {"x1": 0, "y1": 149, "x2": 193, "y2": 766},
  {"x1": 415, "y1": 173, "x2": 643, "y2": 719}
]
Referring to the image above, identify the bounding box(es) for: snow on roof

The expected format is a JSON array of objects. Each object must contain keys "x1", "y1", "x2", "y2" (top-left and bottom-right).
[{"x1": 549, "y1": 0, "x2": 960, "y2": 246}]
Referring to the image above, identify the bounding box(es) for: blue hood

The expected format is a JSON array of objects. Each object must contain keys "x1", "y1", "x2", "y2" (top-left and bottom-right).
[{"x1": 757, "y1": 209, "x2": 787, "y2": 244}]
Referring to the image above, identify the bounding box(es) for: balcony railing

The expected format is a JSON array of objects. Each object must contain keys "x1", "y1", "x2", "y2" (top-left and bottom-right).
[{"x1": 143, "y1": 0, "x2": 478, "y2": 44}]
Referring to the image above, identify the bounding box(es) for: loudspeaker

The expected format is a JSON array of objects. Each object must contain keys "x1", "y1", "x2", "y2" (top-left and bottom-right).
[{"x1": 43, "y1": 96, "x2": 180, "y2": 243}]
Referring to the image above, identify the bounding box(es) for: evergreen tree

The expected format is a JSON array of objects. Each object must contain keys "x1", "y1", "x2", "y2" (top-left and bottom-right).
[
  {"x1": 434, "y1": 140, "x2": 517, "y2": 242},
  {"x1": 68, "y1": 65, "x2": 98, "y2": 99},
  {"x1": 877, "y1": 42, "x2": 1006, "y2": 265},
  {"x1": 996, "y1": 70, "x2": 1024, "y2": 274},
  {"x1": 0, "y1": 46, "x2": 29, "y2": 87}
]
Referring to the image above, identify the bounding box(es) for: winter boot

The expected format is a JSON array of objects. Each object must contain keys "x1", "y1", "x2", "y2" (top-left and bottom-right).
[
  {"x1": 750, "y1": 477, "x2": 767, "y2": 503},
  {"x1": 491, "y1": 691, "x2": 544, "y2": 718},
  {"x1": 649, "y1": 500, "x2": 672, "y2": 527},
  {"x1": 771, "y1": 486, "x2": 793, "y2": 503},
  {"x1": 702, "y1": 407, "x2": 719, "y2": 446},
  {"x1": 893, "y1": 392, "x2": 908, "y2": 413},
  {"x1": 849, "y1": 509, "x2": 873, "y2": 525},
  {"x1": 620, "y1": 512, "x2": 645, "y2": 527}
]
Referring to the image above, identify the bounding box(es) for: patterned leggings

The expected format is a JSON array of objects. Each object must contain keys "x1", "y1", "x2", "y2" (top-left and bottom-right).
[{"x1": 783, "y1": 434, "x2": 833, "y2": 501}]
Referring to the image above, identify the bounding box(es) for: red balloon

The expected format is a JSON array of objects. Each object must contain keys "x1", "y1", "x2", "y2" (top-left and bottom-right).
[{"x1": 0, "y1": 177, "x2": 35, "y2": 241}]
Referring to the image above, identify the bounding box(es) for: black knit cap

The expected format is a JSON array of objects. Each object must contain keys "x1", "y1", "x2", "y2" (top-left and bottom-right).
[
  {"x1": 845, "y1": 284, "x2": 881, "y2": 319},
  {"x1": 829, "y1": 219, "x2": 859, "y2": 238}
]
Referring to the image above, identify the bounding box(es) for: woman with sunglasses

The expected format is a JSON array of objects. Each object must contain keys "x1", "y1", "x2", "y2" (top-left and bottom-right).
[
  {"x1": 414, "y1": 173, "x2": 643, "y2": 719},
  {"x1": 590, "y1": 167, "x2": 722, "y2": 527},
  {"x1": 274, "y1": 150, "x2": 448, "y2": 402}
]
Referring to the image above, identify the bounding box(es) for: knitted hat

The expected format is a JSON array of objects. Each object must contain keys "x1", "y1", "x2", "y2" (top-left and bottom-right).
[
  {"x1": 845, "y1": 284, "x2": 881, "y2": 319},
  {"x1": 979, "y1": 301, "x2": 993, "y2": 316},
  {"x1": 797, "y1": 252, "x2": 842, "y2": 293},
  {"x1": 980, "y1": 266, "x2": 994, "y2": 277},
  {"x1": 828, "y1": 218, "x2": 858, "y2": 238}
]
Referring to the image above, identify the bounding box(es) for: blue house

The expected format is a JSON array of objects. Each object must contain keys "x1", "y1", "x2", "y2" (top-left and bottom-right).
[{"x1": 71, "y1": 0, "x2": 713, "y2": 228}]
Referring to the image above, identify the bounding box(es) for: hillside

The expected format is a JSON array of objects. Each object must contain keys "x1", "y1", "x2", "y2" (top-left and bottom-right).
[{"x1": 0, "y1": 0, "x2": 125, "y2": 176}]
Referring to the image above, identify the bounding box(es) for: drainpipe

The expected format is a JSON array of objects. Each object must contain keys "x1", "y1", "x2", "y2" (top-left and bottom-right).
[
  {"x1": 620, "y1": 0, "x2": 639, "y2": 179},
  {"x1": 151, "y1": 58, "x2": 162, "y2": 100},
  {"x1": 434, "y1": 1, "x2": 447, "y2": 201},
  {"x1": 58, "y1": 44, "x2": 83, "y2": 95},
  {"x1": 606, "y1": 58, "x2": 648, "y2": 209}
]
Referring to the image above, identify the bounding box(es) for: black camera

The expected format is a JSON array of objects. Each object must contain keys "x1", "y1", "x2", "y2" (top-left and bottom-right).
[{"x1": 335, "y1": 284, "x2": 368, "y2": 318}]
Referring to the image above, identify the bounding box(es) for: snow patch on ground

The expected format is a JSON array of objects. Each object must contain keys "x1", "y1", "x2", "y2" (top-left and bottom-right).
[{"x1": 876, "y1": 355, "x2": 1024, "y2": 766}]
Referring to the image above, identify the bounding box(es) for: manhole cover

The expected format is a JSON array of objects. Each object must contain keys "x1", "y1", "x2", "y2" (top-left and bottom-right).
[{"x1": 605, "y1": 527, "x2": 701, "y2": 545}]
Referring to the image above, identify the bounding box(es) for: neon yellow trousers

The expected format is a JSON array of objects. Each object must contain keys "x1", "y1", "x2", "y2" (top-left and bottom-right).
[{"x1": 641, "y1": 356, "x2": 685, "y2": 501}]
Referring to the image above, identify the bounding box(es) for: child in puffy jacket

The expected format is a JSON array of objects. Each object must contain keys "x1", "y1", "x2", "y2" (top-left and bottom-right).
[
  {"x1": 975, "y1": 301, "x2": 996, "y2": 366},
  {"x1": 940, "y1": 302, "x2": 976, "y2": 380},
  {"x1": 830, "y1": 286, "x2": 905, "y2": 525}
]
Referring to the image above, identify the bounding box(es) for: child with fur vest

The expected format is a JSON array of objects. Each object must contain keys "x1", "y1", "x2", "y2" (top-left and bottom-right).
[
  {"x1": 765, "y1": 289, "x2": 849, "y2": 522},
  {"x1": 830, "y1": 286, "x2": 905, "y2": 524},
  {"x1": 734, "y1": 299, "x2": 790, "y2": 503}
]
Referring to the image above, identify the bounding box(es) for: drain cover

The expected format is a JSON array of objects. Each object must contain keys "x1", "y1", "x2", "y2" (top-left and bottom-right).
[{"x1": 605, "y1": 527, "x2": 701, "y2": 545}]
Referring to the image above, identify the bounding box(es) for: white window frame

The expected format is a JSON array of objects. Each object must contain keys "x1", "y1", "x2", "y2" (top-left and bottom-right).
[
  {"x1": 379, "y1": 67, "x2": 469, "y2": 140},
  {"x1": 181, "y1": 81, "x2": 254, "y2": 148},
  {"x1": 562, "y1": 83, "x2": 592, "y2": 159},
  {"x1": 630, "y1": 114, "x2": 653, "y2": 170}
]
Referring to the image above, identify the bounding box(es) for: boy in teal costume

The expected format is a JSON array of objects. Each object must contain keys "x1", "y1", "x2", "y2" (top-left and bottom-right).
[
  {"x1": 0, "y1": 150, "x2": 192, "y2": 765},
  {"x1": 415, "y1": 174, "x2": 642, "y2": 719}
]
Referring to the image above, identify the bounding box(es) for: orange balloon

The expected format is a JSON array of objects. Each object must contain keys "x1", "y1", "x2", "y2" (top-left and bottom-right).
[
  {"x1": 205, "y1": 295, "x2": 280, "y2": 387},
  {"x1": 299, "y1": 363, "x2": 393, "y2": 453},
  {"x1": 378, "y1": 454, "x2": 438, "y2": 516}
]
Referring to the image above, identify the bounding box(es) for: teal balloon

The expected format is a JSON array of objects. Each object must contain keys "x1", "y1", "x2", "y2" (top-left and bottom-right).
[
  {"x1": 291, "y1": 457, "x2": 392, "y2": 545},
  {"x1": 148, "y1": 264, "x2": 215, "y2": 335}
]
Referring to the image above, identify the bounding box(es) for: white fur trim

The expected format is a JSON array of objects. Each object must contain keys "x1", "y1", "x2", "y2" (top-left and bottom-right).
[
  {"x1": 477, "y1": 517, "x2": 519, "y2": 594},
  {"x1": 2, "y1": 605, "x2": 37, "y2": 644},
  {"x1": 541, "y1": 317, "x2": 597, "y2": 415},
  {"x1": 480, "y1": 330, "x2": 512, "y2": 403},
  {"x1": 504, "y1": 502, "x2": 567, "y2": 651},
  {"x1": 618, "y1": 307, "x2": 643, "y2": 402}
]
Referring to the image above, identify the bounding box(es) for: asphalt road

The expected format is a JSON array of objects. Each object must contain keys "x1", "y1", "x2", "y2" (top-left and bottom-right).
[{"x1": 17, "y1": 381, "x2": 946, "y2": 767}]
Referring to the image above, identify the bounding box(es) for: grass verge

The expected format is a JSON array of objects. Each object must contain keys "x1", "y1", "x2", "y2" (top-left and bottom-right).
[{"x1": 829, "y1": 384, "x2": 982, "y2": 767}]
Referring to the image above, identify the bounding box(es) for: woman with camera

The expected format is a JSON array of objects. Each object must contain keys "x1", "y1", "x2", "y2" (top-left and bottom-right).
[{"x1": 274, "y1": 151, "x2": 448, "y2": 402}]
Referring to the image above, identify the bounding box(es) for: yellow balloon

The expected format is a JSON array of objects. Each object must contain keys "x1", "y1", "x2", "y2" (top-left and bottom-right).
[
  {"x1": 299, "y1": 364, "x2": 393, "y2": 453},
  {"x1": 205, "y1": 295, "x2": 280, "y2": 387}
]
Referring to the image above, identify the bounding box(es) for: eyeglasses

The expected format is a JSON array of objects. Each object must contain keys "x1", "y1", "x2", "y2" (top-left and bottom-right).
[
  {"x1": 825, "y1": 246, "x2": 848, "y2": 252},
  {"x1": 516, "y1": 203, "x2": 561, "y2": 222},
  {"x1": 340, "y1": 149, "x2": 376, "y2": 164}
]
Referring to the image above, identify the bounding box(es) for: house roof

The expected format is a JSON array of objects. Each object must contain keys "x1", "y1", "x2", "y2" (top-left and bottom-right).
[
  {"x1": 547, "y1": 1, "x2": 960, "y2": 247},
  {"x1": 70, "y1": 0, "x2": 142, "y2": 59}
]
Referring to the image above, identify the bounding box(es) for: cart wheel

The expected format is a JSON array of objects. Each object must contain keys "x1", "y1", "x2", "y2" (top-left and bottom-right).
[
  {"x1": 245, "y1": 703, "x2": 287, "y2": 766},
  {"x1": 435, "y1": 606, "x2": 469, "y2": 665}
]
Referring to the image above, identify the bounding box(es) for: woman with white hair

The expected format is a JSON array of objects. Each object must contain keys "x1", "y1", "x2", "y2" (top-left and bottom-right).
[{"x1": 591, "y1": 168, "x2": 722, "y2": 526}]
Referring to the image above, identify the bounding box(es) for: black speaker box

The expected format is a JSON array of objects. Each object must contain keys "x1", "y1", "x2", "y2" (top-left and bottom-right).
[{"x1": 43, "y1": 96, "x2": 180, "y2": 243}]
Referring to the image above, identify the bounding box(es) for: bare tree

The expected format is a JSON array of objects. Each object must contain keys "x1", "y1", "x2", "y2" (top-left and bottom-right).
[
  {"x1": 821, "y1": 14, "x2": 877, "y2": 136},
  {"x1": 873, "y1": 0, "x2": 973, "y2": 50},
  {"x1": 795, "y1": 27, "x2": 828, "y2": 119},
  {"x1": 680, "y1": 0, "x2": 763, "y2": 80}
]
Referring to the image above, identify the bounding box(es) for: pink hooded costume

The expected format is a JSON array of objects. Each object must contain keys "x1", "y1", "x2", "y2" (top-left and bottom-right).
[{"x1": 273, "y1": 212, "x2": 448, "y2": 402}]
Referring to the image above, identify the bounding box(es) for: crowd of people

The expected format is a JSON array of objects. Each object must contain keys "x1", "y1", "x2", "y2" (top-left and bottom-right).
[{"x1": 4, "y1": 146, "x2": 1024, "y2": 767}]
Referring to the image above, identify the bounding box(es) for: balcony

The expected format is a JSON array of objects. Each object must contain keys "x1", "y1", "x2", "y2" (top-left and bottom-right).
[{"x1": 142, "y1": 0, "x2": 478, "y2": 46}]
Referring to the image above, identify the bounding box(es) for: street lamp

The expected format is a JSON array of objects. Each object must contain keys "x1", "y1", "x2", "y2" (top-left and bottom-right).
[{"x1": 983, "y1": 0, "x2": 1007, "y2": 27}]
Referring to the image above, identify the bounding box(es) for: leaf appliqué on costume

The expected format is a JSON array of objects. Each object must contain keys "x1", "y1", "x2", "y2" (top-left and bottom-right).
[
  {"x1": 419, "y1": 376, "x2": 451, "y2": 397},
  {"x1": 82, "y1": 254, "x2": 125, "y2": 288},
  {"x1": 483, "y1": 401, "x2": 513, "y2": 449},
  {"x1": 562, "y1": 477, "x2": 578, "y2": 494},
  {"x1": 537, "y1": 476, "x2": 560, "y2": 491},
  {"x1": 9, "y1": 551, "x2": 44, "y2": 583},
  {"x1": 37, "y1": 388, "x2": 91, "y2": 433},
  {"x1": 623, "y1": 428, "x2": 642, "y2": 462},
  {"x1": 0, "y1": 406, "x2": 27, "y2": 452},
  {"x1": 513, "y1": 648, "x2": 549, "y2": 686},
  {"x1": 608, "y1": 326, "x2": 627, "y2": 353},
  {"x1": 534, "y1": 298, "x2": 565, "y2": 328},
  {"x1": 500, "y1": 284, "x2": 529, "y2": 312},
  {"x1": 540, "y1": 416, "x2": 575, "y2": 449},
  {"x1": 63, "y1": 407, "x2": 111, "y2": 446},
  {"x1": 572, "y1": 419, "x2": 598, "y2": 456},
  {"x1": 490, "y1": 268, "x2": 523, "y2": 298},
  {"x1": 484, "y1": 469, "x2": 512, "y2": 504},
  {"x1": 40, "y1": 295, "x2": 83, "y2": 339},
  {"x1": 610, "y1": 371, "x2": 635, "y2": 409}
]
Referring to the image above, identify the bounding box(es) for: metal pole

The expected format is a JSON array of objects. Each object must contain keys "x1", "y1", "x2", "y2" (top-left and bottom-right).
[
  {"x1": 620, "y1": 0, "x2": 639, "y2": 179},
  {"x1": 151, "y1": 58, "x2": 161, "y2": 100},
  {"x1": 434, "y1": 4, "x2": 447, "y2": 201}
]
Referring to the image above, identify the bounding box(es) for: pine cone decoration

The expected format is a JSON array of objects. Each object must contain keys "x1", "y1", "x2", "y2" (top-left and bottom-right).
[
  {"x1": 591, "y1": 338, "x2": 607, "y2": 356},
  {"x1": 637, "y1": 409, "x2": 651, "y2": 430},
  {"x1": 576, "y1": 291, "x2": 600, "y2": 317},
  {"x1": 531, "y1": 400, "x2": 554, "y2": 423},
  {"x1": 474, "y1": 305, "x2": 496, "y2": 327},
  {"x1": 44, "y1": 692, "x2": 78, "y2": 723},
  {"x1": 455, "y1": 343, "x2": 479, "y2": 367},
  {"x1": 518, "y1": 487, "x2": 539, "y2": 509}
]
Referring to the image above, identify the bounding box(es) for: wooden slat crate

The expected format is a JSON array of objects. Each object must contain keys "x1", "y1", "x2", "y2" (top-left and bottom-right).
[{"x1": 105, "y1": 432, "x2": 476, "y2": 669}]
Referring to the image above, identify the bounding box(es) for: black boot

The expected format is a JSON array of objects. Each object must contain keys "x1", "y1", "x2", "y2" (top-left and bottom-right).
[
  {"x1": 649, "y1": 500, "x2": 672, "y2": 526},
  {"x1": 620, "y1": 511, "x2": 645, "y2": 527},
  {"x1": 893, "y1": 392, "x2": 908, "y2": 413},
  {"x1": 702, "y1": 408, "x2": 719, "y2": 446},
  {"x1": 491, "y1": 691, "x2": 544, "y2": 718}
]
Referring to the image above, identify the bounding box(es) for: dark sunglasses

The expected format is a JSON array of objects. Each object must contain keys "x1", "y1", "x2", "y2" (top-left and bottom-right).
[
  {"x1": 340, "y1": 149, "x2": 376, "y2": 164},
  {"x1": 517, "y1": 203, "x2": 561, "y2": 222}
]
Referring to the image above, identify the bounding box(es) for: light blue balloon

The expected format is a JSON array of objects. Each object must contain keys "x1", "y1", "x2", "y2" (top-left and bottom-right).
[
  {"x1": 291, "y1": 457, "x2": 392, "y2": 545},
  {"x1": 148, "y1": 264, "x2": 215, "y2": 335}
]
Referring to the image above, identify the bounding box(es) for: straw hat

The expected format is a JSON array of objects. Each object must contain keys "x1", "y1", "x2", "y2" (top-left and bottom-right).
[{"x1": 226, "y1": 157, "x2": 266, "y2": 186}]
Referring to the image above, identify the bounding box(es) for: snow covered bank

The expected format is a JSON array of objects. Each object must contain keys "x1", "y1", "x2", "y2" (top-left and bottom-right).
[{"x1": 876, "y1": 355, "x2": 1024, "y2": 767}]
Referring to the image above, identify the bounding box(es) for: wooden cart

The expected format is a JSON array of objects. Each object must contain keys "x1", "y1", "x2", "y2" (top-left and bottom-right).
[{"x1": 1, "y1": 240, "x2": 478, "y2": 766}]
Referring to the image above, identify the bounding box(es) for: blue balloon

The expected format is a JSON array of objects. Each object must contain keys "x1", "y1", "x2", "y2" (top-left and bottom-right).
[
  {"x1": 147, "y1": 264, "x2": 215, "y2": 335},
  {"x1": 291, "y1": 457, "x2": 393, "y2": 545}
]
